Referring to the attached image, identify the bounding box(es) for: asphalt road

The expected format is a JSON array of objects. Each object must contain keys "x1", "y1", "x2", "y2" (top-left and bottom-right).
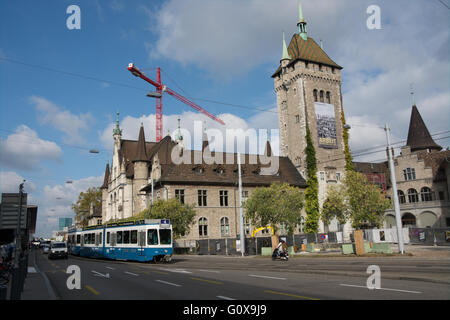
[{"x1": 33, "y1": 250, "x2": 450, "y2": 300}]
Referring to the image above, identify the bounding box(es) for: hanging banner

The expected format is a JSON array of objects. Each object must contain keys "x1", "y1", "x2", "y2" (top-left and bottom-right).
[{"x1": 314, "y1": 102, "x2": 338, "y2": 149}]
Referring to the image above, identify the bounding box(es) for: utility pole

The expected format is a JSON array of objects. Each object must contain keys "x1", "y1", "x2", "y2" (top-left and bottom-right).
[
  {"x1": 384, "y1": 123, "x2": 405, "y2": 254},
  {"x1": 14, "y1": 181, "x2": 25, "y2": 268},
  {"x1": 237, "y1": 153, "x2": 245, "y2": 256}
]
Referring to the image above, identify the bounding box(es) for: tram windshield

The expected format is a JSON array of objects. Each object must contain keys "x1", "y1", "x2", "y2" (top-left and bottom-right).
[{"x1": 159, "y1": 229, "x2": 172, "y2": 245}]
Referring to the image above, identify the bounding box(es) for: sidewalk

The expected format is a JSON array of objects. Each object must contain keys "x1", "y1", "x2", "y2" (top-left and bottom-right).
[{"x1": 20, "y1": 250, "x2": 57, "y2": 300}]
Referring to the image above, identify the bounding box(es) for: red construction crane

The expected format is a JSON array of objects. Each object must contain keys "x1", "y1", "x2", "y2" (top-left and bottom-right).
[{"x1": 127, "y1": 63, "x2": 225, "y2": 142}]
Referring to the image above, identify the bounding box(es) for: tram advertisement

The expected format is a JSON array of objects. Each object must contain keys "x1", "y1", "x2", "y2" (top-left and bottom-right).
[{"x1": 314, "y1": 102, "x2": 338, "y2": 149}]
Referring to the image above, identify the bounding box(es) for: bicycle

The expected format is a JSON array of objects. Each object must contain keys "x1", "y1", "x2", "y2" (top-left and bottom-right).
[{"x1": 0, "y1": 259, "x2": 12, "y2": 285}]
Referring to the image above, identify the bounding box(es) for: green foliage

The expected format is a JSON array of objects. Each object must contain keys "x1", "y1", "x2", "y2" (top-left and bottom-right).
[
  {"x1": 343, "y1": 171, "x2": 391, "y2": 229},
  {"x1": 146, "y1": 198, "x2": 197, "y2": 239},
  {"x1": 304, "y1": 126, "x2": 320, "y2": 233},
  {"x1": 321, "y1": 185, "x2": 348, "y2": 225},
  {"x1": 72, "y1": 187, "x2": 102, "y2": 227},
  {"x1": 340, "y1": 107, "x2": 354, "y2": 172},
  {"x1": 243, "y1": 183, "x2": 304, "y2": 235}
]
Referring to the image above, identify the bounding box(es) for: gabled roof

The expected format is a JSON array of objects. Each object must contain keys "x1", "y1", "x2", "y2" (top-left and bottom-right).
[
  {"x1": 101, "y1": 163, "x2": 110, "y2": 189},
  {"x1": 406, "y1": 105, "x2": 442, "y2": 152},
  {"x1": 272, "y1": 34, "x2": 342, "y2": 78},
  {"x1": 133, "y1": 125, "x2": 150, "y2": 162}
]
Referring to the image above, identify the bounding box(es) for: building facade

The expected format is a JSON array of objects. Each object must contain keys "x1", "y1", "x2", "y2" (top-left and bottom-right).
[
  {"x1": 100, "y1": 114, "x2": 307, "y2": 244},
  {"x1": 271, "y1": 3, "x2": 349, "y2": 234}
]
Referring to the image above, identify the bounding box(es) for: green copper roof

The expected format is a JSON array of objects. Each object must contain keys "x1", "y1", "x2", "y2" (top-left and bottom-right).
[
  {"x1": 281, "y1": 31, "x2": 291, "y2": 61},
  {"x1": 297, "y1": 0, "x2": 307, "y2": 40},
  {"x1": 113, "y1": 111, "x2": 122, "y2": 136}
]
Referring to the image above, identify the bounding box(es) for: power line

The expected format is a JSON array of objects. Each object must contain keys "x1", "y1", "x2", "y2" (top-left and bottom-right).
[{"x1": 437, "y1": 0, "x2": 450, "y2": 10}]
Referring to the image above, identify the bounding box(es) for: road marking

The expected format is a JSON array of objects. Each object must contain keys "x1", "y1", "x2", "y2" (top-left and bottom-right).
[
  {"x1": 160, "y1": 268, "x2": 192, "y2": 274},
  {"x1": 217, "y1": 296, "x2": 235, "y2": 300},
  {"x1": 198, "y1": 269, "x2": 221, "y2": 273},
  {"x1": 249, "y1": 274, "x2": 286, "y2": 280},
  {"x1": 28, "y1": 267, "x2": 37, "y2": 273},
  {"x1": 155, "y1": 280, "x2": 181, "y2": 287},
  {"x1": 339, "y1": 284, "x2": 421, "y2": 294},
  {"x1": 105, "y1": 267, "x2": 115, "y2": 270},
  {"x1": 85, "y1": 285, "x2": 100, "y2": 295},
  {"x1": 92, "y1": 270, "x2": 110, "y2": 278},
  {"x1": 125, "y1": 271, "x2": 139, "y2": 276},
  {"x1": 264, "y1": 290, "x2": 320, "y2": 300},
  {"x1": 190, "y1": 277, "x2": 223, "y2": 285}
]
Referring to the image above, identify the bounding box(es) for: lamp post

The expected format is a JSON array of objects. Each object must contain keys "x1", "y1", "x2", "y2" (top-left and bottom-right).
[
  {"x1": 237, "y1": 153, "x2": 245, "y2": 256},
  {"x1": 384, "y1": 123, "x2": 405, "y2": 254}
]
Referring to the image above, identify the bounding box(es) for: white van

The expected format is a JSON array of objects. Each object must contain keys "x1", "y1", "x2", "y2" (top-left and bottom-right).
[{"x1": 49, "y1": 241, "x2": 68, "y2": 259}]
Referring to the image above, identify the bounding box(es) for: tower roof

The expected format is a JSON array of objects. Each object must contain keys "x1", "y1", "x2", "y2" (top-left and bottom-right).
[
  {"x1": 272, "y1": 34, "x2": 342, "y2": 77},
  {"x1": 101, "y1": 162, "x2": 110, "y2": 189},
  {"x1": 133, "y1": 124, "x2": 150, "y2": 162},
  {"x1": 281, "y1": 31, "x2": 291, "y2": 61},
  {"x1": 406, "y1": 105, "x2": 442, "y2": 152},
  {"x1": 113, "y1": 111, "x2": 122, "y2": 136}
]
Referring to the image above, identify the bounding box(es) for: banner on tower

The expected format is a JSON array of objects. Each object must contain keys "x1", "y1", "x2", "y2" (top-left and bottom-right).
[{"x1": 314, "y1": 102, "x2": 338, "y2": 149}]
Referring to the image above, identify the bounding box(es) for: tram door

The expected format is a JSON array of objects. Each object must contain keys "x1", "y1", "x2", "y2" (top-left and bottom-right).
[
  {"x1": 138, "y1": 231, "x2": 146, "y2": 256},
  {"x1": 110, "y1": 232, "x2": 117, "y2": 259}
]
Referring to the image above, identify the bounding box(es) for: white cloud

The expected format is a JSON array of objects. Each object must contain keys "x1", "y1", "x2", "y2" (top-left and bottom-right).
[
  {"x1": 34, "y1": 175, "x2": 104, "y2": 238},
  {"x1": 0, "y1": 171, "x2": 36, "y2": 194},
  {"x1": 30, "y1": 95, "x2": 94, "y2": 145},
  {"x1": 100, "y1": 109, "x2": 280, "y2": 156},
  {"x1": 145, "y1": 0, "x2": 448, "y2": 149},
  {"x1": 0, "y1": 125, "x2": 62, "y2": 170}
]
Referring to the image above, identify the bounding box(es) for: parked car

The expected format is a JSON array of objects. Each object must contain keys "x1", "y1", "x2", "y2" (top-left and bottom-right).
[{"x1": 48, "y1": 242, "x2": 68, "y2": 259}]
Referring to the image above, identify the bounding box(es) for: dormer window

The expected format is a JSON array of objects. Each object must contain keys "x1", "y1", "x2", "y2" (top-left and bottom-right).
[{"x1": 214, "y1": 166, "x2": 225, "y2": 175}]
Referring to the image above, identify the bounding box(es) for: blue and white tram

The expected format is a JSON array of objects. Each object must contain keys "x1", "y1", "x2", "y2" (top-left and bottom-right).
[{"x1": 67, "y1": 219, "x2": 172, "y2": 262}]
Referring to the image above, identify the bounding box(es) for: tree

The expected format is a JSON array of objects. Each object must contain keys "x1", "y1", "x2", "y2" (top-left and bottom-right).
[
  {"x1": 304, "y1": 125, "x2": 320, "y2": 233},
  {"x1": 343, "y1": 171, "x2": 391, "y2": 229},
  {"x1": 145, "y1": 198, "x2": 197, "y2": 239},
  {"x1": 72, "y1": 187, "x2": 102, "y2": 227},
  {"x1": 244, "y1": 183, "x2": 304, "y2": 235},
  {"x1": 321, "y1": 185, "x2": 348, "y2": 226}
]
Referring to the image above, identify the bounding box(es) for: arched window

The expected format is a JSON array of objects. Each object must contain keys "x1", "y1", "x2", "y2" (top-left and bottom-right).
[
  {"x1": 198, "y1": 217, "x2": 208, "y2": 237},
  {"x1": 397, "y1": 190, "x2": 406, "y2": 204},
  {"x1": 220, "y1": 217, "x2": 229, "y2": 236},
  {"x1": 408, "y1": 188, "x2": 419, "y2": 203},
  {"x1": 326, "y1": 91, "x2": 331, "y2": 104},
  {"x1": 319, "y1": 90, "x2": 324, "y2": 102},
  {"x1": 313, "y1": 89, "x2": 318, "y2": 102},
  {"x1": 402, "y1": 212, "x2": 416, "y2": 227},
  {"x1": 421, "y1": 187, "x2": 433, "y2": 201}
]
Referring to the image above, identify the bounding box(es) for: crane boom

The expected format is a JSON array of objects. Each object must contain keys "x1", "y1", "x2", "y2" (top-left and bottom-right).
[{"x1": 127, "y1": 63, "x2": 225, "y2": 142}]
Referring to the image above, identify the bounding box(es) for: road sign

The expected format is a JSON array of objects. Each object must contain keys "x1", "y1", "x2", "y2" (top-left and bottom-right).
[
  {"x1": 320, "y1": 234, "x2": 327, "y2": 240},
  {"x1": 0, "y1": 193, "x2": 28, "y2": 230}
]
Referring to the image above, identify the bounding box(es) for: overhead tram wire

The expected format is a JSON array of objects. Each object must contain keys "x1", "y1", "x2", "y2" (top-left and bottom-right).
[
  {"x1": 1, "y1": 57, "x2": 447, "y2": 139},
  {"x1": 317, "y1": 135, "x2": 450, "y2": 166}
]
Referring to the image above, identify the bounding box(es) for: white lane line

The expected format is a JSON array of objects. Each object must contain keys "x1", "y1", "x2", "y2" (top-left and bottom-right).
[
  {"x1": 125, "y1": 271, "x2": 139, "y2": 276},
  {"x1": 155, "y1": 280, "x2": 182, "y2": 287},
  {"x1": 198, "y1": 269, "x2": 221, "y2": 273},
  {"x1": 28, "y1": 267, "x2": 37, "y2": 273},
  {"x1": 249, "y1": 274, "x2": 287, "y2": 280},
  {"x1": 105, "y1": 267, "x2": 115, "y2": 270},
  {"x1": 339, "y1": 284, "x2": 421, "y2": 294},
  {"x1": 92, "y1": 270, "x2": 110, "y2": 278},
  {"x1": 160, "y1": 268, "x2": 192, "y2": 274},
  {"x1": 217, "y1": 296, "x2": 235, "y2": 300}
]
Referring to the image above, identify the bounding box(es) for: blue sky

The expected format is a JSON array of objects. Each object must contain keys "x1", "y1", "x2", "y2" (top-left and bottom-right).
[{"x1": 1, "y1": 0, "x2": 448, "y2": 238}]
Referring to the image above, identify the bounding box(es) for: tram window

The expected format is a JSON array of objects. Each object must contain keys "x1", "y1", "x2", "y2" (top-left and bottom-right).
[
  {"x1": 131, "y1": 230, "x2": 137, "y2": 244},
  {"x1": 84, "y1": 234, "x2": 88, "y2": 244},
  {"x1": 117, "y1": 231, "x2": 123, "y2": 244},
  {"x1": 99, "y1": 232, "x2": 102, "y2": 245},
  {"x1": 107, "y1": 232, "x2": 110, "y2": 244},
  {"x1": 123, "y1": 230, "x2": 130, "y2": 244},
  {"x1": 76, "y1": 235, "x2": 80, "y2": 244},
  {"x1": 147, "y1": 229, "x2": 158, "y2": 245},
  {"x1": 159, "y1": 229, "x2": 172, "y2": 245}
]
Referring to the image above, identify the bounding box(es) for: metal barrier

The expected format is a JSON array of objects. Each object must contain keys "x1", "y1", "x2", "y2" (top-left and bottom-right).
[{"x1": 409, "y1": 227, "x2": 450, "y2": 245}]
